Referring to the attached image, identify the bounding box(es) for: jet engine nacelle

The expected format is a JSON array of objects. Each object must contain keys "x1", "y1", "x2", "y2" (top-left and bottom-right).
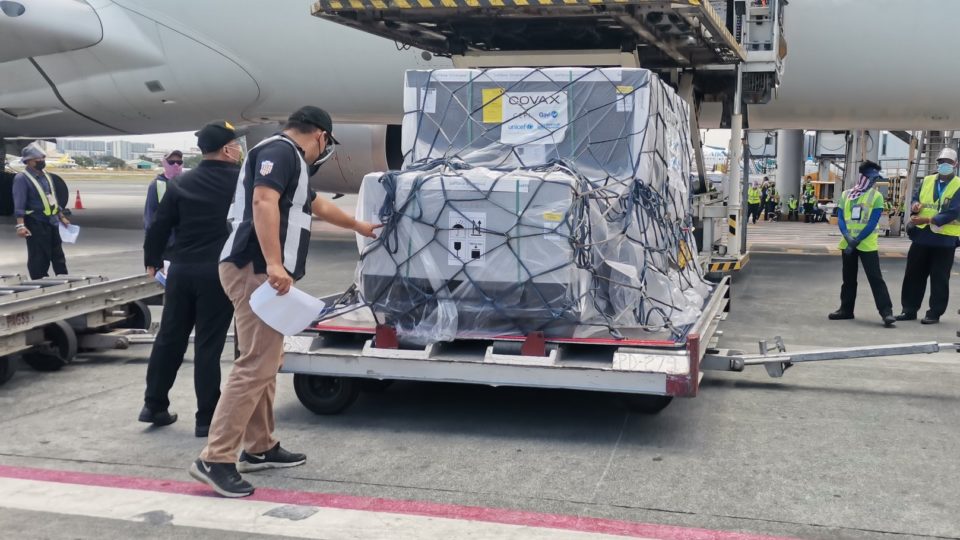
[{"x1": 310, "y1": 124, "x2": 404, "y2": 194}]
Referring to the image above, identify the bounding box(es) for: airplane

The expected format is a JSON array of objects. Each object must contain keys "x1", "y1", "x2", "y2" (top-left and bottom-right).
[{"x1": 1, "y1": 0, "x2": 959, "y2": 202}]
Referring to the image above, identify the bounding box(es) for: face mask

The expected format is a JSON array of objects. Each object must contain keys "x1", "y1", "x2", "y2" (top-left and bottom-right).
[
  {"x1": 34, "y1": 160, "x2": 46, "y2": 171},
  {"x1": 938, "y1": 163, "x2": 955, "y2": 176},
  {"x1": 162, "y1": 160, "x2": 183, "y2": 178},
  {"x1": 309, "y1": 142, "x2": 335, "y2": 176}
]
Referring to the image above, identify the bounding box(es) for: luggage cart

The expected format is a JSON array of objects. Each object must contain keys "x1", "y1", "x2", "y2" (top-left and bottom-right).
[{"x1": 0, "y1": 275, "x2": 162, "y2": 386}]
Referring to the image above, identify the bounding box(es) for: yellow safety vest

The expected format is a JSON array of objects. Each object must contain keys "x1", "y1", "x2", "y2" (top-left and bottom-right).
[
  {"x1": 916, "y1": 174, "x2": 960, "y2": 237},
  {"x1": 788, "y1": 198, "x2": 798, "y2": 210},
  {"x1": 156, "y1": 177, "x2": 167, "y2": 202},
  {"x1": 839, "y1": 188, "x2": 882, "y2": 252},
  {"x1": 23, "y1": 170, "x2": 60, "y2": 217},
  {"x1": 748, "y1": 187, "x2": 761, "y2": 204}
]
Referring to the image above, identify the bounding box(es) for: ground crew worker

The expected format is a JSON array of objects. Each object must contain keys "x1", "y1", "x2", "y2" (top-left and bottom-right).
[
  {"x1": 786, "y1": 195, "x2": 799, "y2": 221},
  {"x1": 144, "y1": 150, "x2": 184, "y2": 230},
  {"x1": 829, "y1": 161, "x2": 895, "y2": 327},
  {"x1": 12, "y1": 146, "x2": 70, "y2": 279},
  {"x1": 189, "y1": 106, "x2": 381, "y2": 498},
  {"x1": 803, "y1": 191, "x2": 817, "y2": 223},
  {"x1": 895, "y1": 148, "x2": 960, "y2": 325},
  {"x1": 139, "y1": 124, "x2": 244, "y2": 437},
  {"x1": 764, "y1": 186, "x2": 778, "y2": 221},
  {"x1": 760, "y1": 179, "x2": 770, "y2": 219},
  {"x1": 747, "y1": 182, "x2": 762, "y2": 224}
]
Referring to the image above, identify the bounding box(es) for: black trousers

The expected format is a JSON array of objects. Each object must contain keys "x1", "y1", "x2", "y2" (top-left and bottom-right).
[
  {"x1": 787, "y1": 209, "x2": 799, "y2": 221},
  {"x1": 900, "y1": 242, "x2": 957, "y2": 318},
  {"x1": 144, "y1": 262, "x2": 234, "y2": 423},
  {"x1": 840, "y1": 249, "x2": 893, "y2": 316},
  {"x1": 24, "y1": 216, "x2": 67, "y2": 279},
  {"x1": 748, "y1": 203, "x2": 761, "y2": 224}
]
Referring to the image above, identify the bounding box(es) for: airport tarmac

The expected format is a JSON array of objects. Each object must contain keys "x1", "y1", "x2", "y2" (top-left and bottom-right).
[{"x1": 0, "y1": 178, "x2": 958, "y2": 539}]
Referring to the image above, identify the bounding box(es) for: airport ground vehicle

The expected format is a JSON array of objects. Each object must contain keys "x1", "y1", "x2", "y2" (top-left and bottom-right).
[
  {"x1": 281, "y1": 0, "x2": 775, "y2": 413},
  {"x1": 0, "y1": 274, "x2": 162, "y2": 385}
]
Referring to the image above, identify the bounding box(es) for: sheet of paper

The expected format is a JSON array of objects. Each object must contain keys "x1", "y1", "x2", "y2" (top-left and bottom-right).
[
  {"x1": 249, "y1": 282, "x2": 325, "y2": 336},
  {"x1": 58, "y1": 224, "x2": 80, "y2": 244}
]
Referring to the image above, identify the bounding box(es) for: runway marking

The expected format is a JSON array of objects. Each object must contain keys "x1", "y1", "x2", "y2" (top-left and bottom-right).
[{"x1": 0, "y1": 465, "x2": 800, "y2": 540}]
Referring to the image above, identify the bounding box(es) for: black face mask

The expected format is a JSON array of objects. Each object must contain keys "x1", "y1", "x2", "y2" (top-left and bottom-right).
[
  {"x1": 309, "y1": 143, "x2": 336, "y2": 176},
  {"x1": 34, "y1": 161, "x2": 46, "y2": 171}
]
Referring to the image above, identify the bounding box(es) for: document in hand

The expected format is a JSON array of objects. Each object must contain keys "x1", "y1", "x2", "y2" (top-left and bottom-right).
[
  {"x1": 249, "y1": 282, "x2": 326, "y2": 336},
  {"x1": 58, "y1": 224, "x2": 80, "y2": 243}
]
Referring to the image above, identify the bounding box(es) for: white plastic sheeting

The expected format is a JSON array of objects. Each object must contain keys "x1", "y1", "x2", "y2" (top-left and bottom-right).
[{"x1": 346, "y1": 67, "x2": 711, "y2": 343}]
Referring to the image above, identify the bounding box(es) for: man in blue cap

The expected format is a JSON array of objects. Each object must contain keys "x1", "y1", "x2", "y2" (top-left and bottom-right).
[
  {"x1": 12, "y1": 145, "x2": 70, "y2": 279},
  {"x1": 829, "y1": 160, "x2": 895, "y2": 327}
]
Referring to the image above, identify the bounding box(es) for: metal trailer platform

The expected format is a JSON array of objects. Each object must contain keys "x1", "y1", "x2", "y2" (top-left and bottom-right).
[
  {"x1": 279, "y1": 272, "x2": 960, "y2": 416},
  {"x1": 279, "y1": 277, "x2": 731, "y2": 415},
  {"x1": 0, "y1": 274, "x2": 163, "y2": 385}
]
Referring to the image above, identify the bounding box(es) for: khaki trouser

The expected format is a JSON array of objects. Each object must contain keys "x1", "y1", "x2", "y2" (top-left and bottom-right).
[{"x1": 201, "y1": 262, "x2": 284, "y2": 463}]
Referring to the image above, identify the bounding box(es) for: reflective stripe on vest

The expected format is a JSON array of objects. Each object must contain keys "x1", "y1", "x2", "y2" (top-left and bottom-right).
[
  {"x1": 917, "y1": 174, "x2": 960, "y2": 237},
  {"x1": 839, "y1": 188, "x2": 881, "y2": 252},
  {"x1": 156, "y1": 178, "x2": 167, "y2": 202},
  {"x1": 23, "y1": 170, "x2": 59, "y2": 217}
]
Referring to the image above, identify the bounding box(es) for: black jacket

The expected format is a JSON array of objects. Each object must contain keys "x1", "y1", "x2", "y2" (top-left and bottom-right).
[{"x1": 144, "y1": 160, "x2": 240, "y2": 268}]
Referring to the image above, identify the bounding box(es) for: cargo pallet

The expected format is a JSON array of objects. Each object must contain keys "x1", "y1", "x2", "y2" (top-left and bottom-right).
[{"x1": 0, "y1": 274, "x2": 162, "y2": 386}]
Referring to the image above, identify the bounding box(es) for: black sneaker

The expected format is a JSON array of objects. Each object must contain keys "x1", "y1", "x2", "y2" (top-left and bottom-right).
[
  {"x1": 138, "y1": 405, "x2": 177, "y2": 427},
  {"x1": 195, "y1": 423, "x2": 210, "y2": 438},
  {"x1": 238, "y1": 443, "x2": 306, "y2": 473},
  {"x1": 188, "y1": 459, "x2": 254, "y2": 498}
]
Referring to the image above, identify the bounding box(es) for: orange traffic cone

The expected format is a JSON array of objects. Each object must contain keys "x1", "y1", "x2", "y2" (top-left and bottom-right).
[{"x1": 74, "y1": 190, "x2": 84, "y2": 210}]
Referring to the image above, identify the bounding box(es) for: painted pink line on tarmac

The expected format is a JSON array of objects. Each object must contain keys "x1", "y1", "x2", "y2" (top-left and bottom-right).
[{"x1": 0, "y1": 464, "x2": 798, "y2": 540}]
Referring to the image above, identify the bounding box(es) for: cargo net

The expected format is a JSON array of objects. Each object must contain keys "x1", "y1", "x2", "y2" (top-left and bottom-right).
[{"x1": 332, "y1": 67, "x2": 712, "y2": 344}]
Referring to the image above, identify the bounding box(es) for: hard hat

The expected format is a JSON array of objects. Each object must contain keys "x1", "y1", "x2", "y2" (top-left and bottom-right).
[{"x1": 937, "y1": 148, "x2": 958, "y2": 162}]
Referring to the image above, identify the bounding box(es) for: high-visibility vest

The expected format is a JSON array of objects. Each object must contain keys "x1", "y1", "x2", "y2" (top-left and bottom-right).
[
  {"x1": 23, "y1": 170, "x2": 60, "y2": 217},
  {"x1": 788, "y1": 199, "x2": 798, "y2": 210},
  {"x1": 916, "y1": 174, "x2": 960, "y2": 237},
  {"x1": 748, "y1": 187, "x2": 761, "y2": 204},
  {"x1": 839, "y1": 188, "x2": 882, "y2": 252},
  {"x1": 156, "y1": 177, "x2": 167, "y2": 202}
]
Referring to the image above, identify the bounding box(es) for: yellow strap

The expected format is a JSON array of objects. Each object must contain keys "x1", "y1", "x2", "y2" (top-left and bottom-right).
[{"x1": 24, "y1": 170, "x2": 57, "y2": 216}]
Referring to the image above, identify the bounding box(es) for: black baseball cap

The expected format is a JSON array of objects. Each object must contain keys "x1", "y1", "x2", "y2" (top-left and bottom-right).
[
  {"x1": 195, "y1": 120, "x2": 246, "y2": 154},
  {"x1": 288, "y1": 106, "x2": 339, "y2": 144}
]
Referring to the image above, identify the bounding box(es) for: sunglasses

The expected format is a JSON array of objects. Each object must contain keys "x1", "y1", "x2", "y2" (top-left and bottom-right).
[{"x1": 166, "y1": 159, "x2": 183, "y2": 165}]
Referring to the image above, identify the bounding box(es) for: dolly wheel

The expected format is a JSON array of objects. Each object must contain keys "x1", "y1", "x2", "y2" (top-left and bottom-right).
[
  {"x1": 293, "y1": 375, "x2": 360, "y2": 415},
  {"x1": 0, "y1": 356, "x2": 15, "y2": 385},
  {"x1": 621, "y1": 394, "x2": 673, "y2": 414},
  {"x1": 23, "y1": 321, "x2": 78, "y2": 372},
  {"x1": 117, "y1": 300, "x2": 152, "y2": 330}
]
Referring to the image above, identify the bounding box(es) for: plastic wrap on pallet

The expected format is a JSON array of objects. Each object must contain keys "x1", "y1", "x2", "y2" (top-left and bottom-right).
[{"x1": 346, "y1": 67, "x2": 711, "y2": 344}]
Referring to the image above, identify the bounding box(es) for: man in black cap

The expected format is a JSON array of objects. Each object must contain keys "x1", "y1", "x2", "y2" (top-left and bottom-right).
[
  {"x1": 139, "y1": 121, "x2": 245, "y2": 437},
  {"x1": 190, "y1": 106, "x2": 380, "y2": 498},
  {"x1": 12, "y1": 145, "x2": 70, "y2": 279}
]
